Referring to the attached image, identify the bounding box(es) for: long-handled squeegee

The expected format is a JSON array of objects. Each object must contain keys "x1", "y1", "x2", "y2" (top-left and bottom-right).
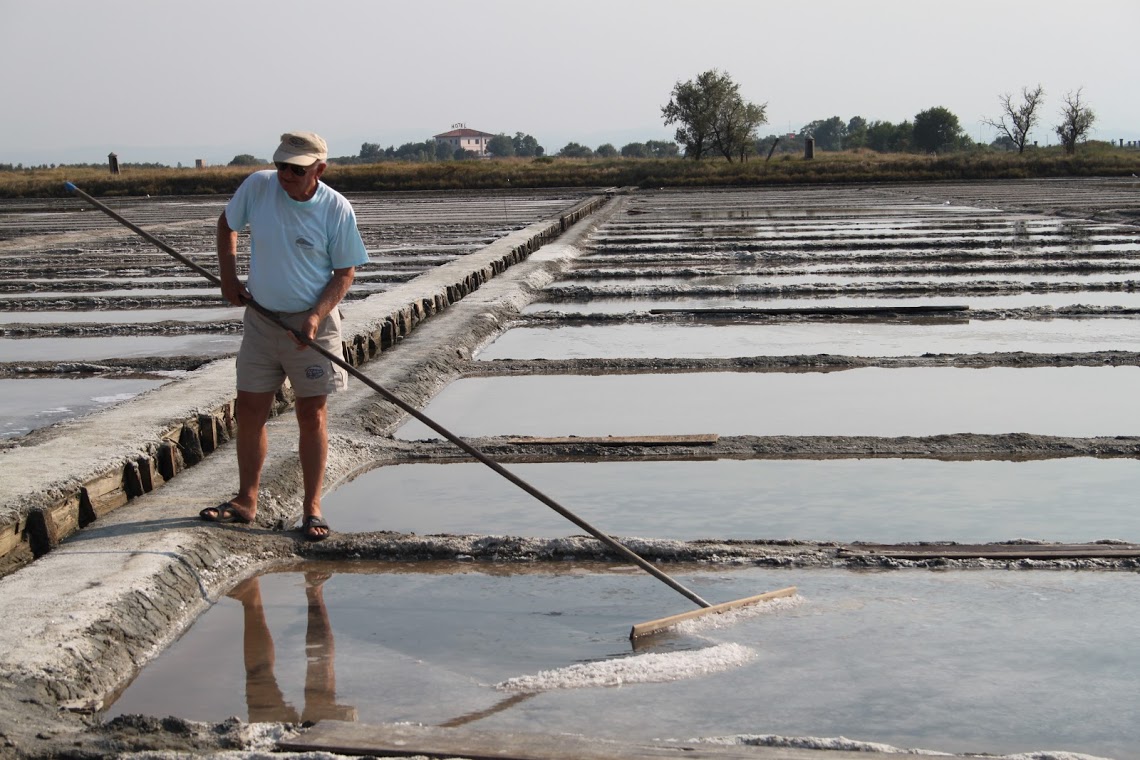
[{"x1": 65, "y1": 182, "x2": 794, "y2": 639}]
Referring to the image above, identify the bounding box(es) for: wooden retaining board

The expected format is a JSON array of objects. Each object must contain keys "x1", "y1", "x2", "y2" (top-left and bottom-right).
[{"x1": 280, "y1": 721, "x2": 878, "y2": 759}]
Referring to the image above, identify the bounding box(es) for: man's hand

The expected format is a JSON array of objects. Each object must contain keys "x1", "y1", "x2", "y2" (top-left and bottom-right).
[
  {"x1": 216, "y1": 212, "x2": 249, "y2": 306},
  {"x1": 290, "y1": 310, "x2": 322, "y2": 350},
  {"x1": 220, "y1": 275, "x2": 252, "y2": 307}
]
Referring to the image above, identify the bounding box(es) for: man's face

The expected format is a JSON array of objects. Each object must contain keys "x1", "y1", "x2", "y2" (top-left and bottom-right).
[{"x1": 275, "y1": 160, "x2": 325, "y2": 200}]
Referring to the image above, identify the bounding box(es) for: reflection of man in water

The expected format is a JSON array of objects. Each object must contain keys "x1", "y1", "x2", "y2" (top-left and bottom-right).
[{"x1": 227, "y1": 571, "x2": 357, "y2": 723}]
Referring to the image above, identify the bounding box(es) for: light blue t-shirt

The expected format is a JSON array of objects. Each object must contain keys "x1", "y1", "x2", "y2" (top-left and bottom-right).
[{"x1": 224, "y1": 170, "x2": 368, "y2": 312}]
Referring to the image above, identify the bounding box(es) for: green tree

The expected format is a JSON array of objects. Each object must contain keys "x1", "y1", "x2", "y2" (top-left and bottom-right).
[
  {"x1": 558, "y1": 142, "x2": 594, "y2": 158},
  {"x1": 394, "y1": 141, "x2": 440, "y2": 161},
  {"x1": 511, "y1": 132, "x2": 543, "y2": 157},
  {"x1": 712, "y1": 99, "x2": 768, "y2": 161},
  {"x1": 801, "y1": 116, "x2": 846, "y2": 151},
  {"x1": 645, "y1": 140, "x2": 680, "y2": 158},
  {"x1": 596, "y1": 143, "x2": 618, "y2": 158},
  {"x1": 1055, "y1": 88, "x2": 1096, "y2": 155},
  {"x1": 227, "y1": 154, "x2": 264, "y2": 167},
  {"x1": 846, "y1": 116, "x2": 868, "y2": 149},
  {"x1": 913, "y1": 107, "x2": 965, "y2": 153},
  {"x1": 982, "y1": 85, "x2": 1045, "y2": 154},
  {"x1": 359, "y1": 142, "x2": 384, "y2": 161},
  {"x1": 989, "y1": 134, "x2": 1017, "y2": 151},
  {"x1": 621, "y1": 142, "x2": 649, "y2": 158},
  {"x1": 486, "y1": 133, "x2": 515, "y2": 157},
  {"x1": 865, "y1": 120, "x2": 913, "y2": 152},
  {"x1": 662, "y1": 69, "x2": 766, "y2": 161}
]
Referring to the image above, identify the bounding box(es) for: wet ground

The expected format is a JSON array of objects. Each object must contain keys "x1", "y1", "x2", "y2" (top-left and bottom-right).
[{"x1": 3, "y1": 179, "x2": 1140, "y2": 759}]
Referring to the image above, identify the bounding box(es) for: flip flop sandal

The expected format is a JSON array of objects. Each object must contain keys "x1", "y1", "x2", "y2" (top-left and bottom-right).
[
  {"x1": 299, "y1": 514, "x2": 330, "y2": 542},
  {"x1": 199, "y1": 502, "x2": 252, "y2": 524}
]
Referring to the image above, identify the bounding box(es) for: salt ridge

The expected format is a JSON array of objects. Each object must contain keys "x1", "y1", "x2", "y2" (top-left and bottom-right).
[{"x1": 496, "y1": 642, "x2": 756, "y2": 691}]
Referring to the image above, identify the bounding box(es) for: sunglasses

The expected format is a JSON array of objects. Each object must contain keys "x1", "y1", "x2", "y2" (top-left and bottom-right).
[{"x1": 275, "y1": 161, "x2": 315, "y2": 177}]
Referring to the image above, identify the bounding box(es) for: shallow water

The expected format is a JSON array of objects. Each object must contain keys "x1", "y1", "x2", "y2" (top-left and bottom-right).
[
  {"x1": 324, "y1": 458, "x2": 1140, "y2": 544},
  {"x1": 2, "y1": 286, "x2": 222, "y2": 299},
  {"x1": 549, "y1": 271, "x2": 1137, "y2": 288},
  {"x1": 0, "y1": 307, "x2": 242, "y2": 325},
  {"x1": 476, "y1": 320, "x2": 1140, "y2": 360},
  {"x1": 396, "y1": 367, "x2": 1140, "y2": 439},
  {"x1": 522, "y1": 292, "x2": 1140, "y2": 314},
  {"x1": 0, "y1": 377, "x2": 171, "y2": 438},
  {"x1": 106, "y1": 564, "x2": 1140, "y2": 758},
  {"x1": 0, "y1": 334, "x2": 241, "y2": 361}
]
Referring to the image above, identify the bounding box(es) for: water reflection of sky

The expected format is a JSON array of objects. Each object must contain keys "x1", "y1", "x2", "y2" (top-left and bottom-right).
[
  {"x1": 0, "y1": 334, "x2": 241, "y2": 362},
  {"x1": 478, "y1": 321, "x2": 1140, "y2": 360},
  {"x1": 398, "y1": 367, "x2": 1140, "y2": 439},
  {"x1": 0, "y1": 377, "x2": 171, "y2": 438},
  {"x1": 0, "y1": 308, "x2": 242, "y2": 325},
  {"x1": 326, "y1": 458, "x2": 1140, "y2": 544},
  {"x1": 523, "y1": 292, "x2": 1140, "y2": 313},
  {"x1": 549, "y1": 271, "x2": 1139, "y2": 288}
]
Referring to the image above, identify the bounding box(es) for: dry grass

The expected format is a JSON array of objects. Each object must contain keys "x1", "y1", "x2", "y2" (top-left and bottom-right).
[{"x1": 4, "y1": 148, "x2": 1139, "y2": 198}]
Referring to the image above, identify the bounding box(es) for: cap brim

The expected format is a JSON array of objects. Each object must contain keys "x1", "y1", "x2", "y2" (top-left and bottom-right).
[{"x1": 273, "y1": 149, "x2": 321, "y2": 165}]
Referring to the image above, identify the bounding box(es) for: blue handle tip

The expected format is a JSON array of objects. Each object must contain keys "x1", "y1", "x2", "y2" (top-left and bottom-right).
[{"x1": 64, "y1": 181, "x2": 77, "y2": 193}]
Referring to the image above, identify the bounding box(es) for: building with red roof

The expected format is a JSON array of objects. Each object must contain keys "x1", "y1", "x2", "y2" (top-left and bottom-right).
[{"x1": 433, "y1": 124, "x2": 496, "y2": 156}]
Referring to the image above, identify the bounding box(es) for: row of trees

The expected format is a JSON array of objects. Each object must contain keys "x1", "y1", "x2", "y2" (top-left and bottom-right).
[
  {"x1": 783, "y1": 109, "x2": 971, "y2": 154},
  {"x1": 662, "y1": 70, "x2": 1100, "y2": 160},
  {"x1": 555, "y1": 140, "x2": 680, "y2": 159},
  {"x1": 218, "y1": 79, "x2": 1098, "y2": 168},
  {"x1": 485, "y1": 132, "x2": 544, "y2": 157}
]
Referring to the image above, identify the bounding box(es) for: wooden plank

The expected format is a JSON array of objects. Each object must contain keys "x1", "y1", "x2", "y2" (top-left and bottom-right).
[
  {"x1": 0, "y1": 518, "x2": 25, "y2": 558},
  {"x1": 279, "y1": 720, "x2": 875, "y2": 759},
  {"x1": 630, "y1": 586, "x2": 797, "y2": 640},
  {"x1": 509, "y1": 434, "x2": 719, "y2": 446},
  {"x1": 42, "y1": 495, "x2": 83, "y2": 541},
  {"x1": 81, "y1": 468, "x2": 128, "y2": 518}
]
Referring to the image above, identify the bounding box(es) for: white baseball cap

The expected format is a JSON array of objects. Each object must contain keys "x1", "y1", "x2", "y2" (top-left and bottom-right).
[{"x1": 272, "y1": 131, "x2": 328, "y2": 165}]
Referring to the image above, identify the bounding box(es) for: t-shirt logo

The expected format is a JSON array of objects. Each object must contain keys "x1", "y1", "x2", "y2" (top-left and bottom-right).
[
  {"x1": 295, "y1": 236, "x2": 315, "y2": 249},
  {"x1": 305, "y1": 365, "x2": 326, "y2": 380}
]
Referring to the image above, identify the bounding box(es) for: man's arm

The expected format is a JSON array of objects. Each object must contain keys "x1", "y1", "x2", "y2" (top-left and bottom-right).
[
  {"x1": 294, "y1": 266, "x2": 356, "y2": 347},
  {"x1": 216, "y1": 211, "x2": 251, "y2": 306}
]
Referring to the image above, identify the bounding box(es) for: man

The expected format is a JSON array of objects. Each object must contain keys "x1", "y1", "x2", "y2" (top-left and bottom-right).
[{"x1": 200, "y1": 131, "x2": 368, "y2": 541}]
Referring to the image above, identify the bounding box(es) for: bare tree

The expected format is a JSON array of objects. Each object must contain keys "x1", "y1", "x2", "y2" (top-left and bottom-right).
[
  {"x1": 1055, "y1": 88, "x2": 1096, "y2": 155},
  {"x1": 982, "y1": 85, "x2": 1045, "y2": 154}
]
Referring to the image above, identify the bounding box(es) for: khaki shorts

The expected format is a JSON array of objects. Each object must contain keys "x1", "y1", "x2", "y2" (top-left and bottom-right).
[{"x1": 236, "y1": 307, "x2": 348, "y2": 397}]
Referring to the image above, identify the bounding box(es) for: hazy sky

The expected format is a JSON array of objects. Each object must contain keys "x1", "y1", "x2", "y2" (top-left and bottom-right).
[{"x1": 2, "y1": 0, "x2": 1137, "y2": 165}]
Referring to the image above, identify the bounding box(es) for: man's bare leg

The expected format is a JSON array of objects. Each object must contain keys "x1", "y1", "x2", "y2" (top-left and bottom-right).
[
  {"x1": 229, "y1": 389, "x2": 277, "y2": 520},
  {"x1": 295, "y1": 394, "x2": 329, "y2": 539}
]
